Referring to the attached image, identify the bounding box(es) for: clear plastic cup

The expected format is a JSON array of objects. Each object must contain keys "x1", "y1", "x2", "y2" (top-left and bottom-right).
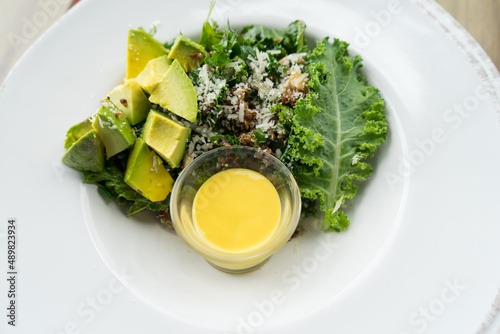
[{"x1": 170, "y1": 146, "x2": 301, "y2": 274}]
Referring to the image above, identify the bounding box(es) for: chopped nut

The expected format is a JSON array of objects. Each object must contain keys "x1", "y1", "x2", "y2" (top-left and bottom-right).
[
  {"x1": 189, "y1": 52, "x2": 204, "y2": 59},
  {"x1": 238, "y1": 132, "x2": 253, "y2": 145}
]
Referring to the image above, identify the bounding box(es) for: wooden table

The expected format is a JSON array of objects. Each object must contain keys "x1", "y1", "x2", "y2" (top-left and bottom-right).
[{"x1": 436, "y1": 0, "x2": 500, "y2": 70}]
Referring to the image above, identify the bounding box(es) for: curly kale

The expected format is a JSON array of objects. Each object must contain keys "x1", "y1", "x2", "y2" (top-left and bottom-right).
[{"x1": 282, "y1": 38, "x2": 388, "y2": 231}]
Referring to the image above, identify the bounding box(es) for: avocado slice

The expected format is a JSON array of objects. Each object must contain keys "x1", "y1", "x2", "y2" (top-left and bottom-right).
[
  {"x1": 135, "y1": 55, "x2": 172, "y2": 95},
  {"x1": 149, "y1": 59, "x2": 198, "y2": 123},
  {"x1": 124, "y1": 138, "x2": 174, "y2": 202},
  {"x1": 62, "y1": 129, "x2": 105, "y2": 172},
  {"x1": 142, "y1": 110, "x2": 190, "y2": 168},
  {"x1": 107, "y1": 79, "x2": 151, "y2": 125},
  {"x1": 64, "y1": 118, "x2": 93, "y2": 149},
  {"x1": 168, "y1": 35, "x2": 207, "y2": 72},
  {"x1": 92, "y1": 105, "x2": 135, "y2": 159},
  {"x1": 126, "y1": 29, "x2": 169, "y2": 79}
]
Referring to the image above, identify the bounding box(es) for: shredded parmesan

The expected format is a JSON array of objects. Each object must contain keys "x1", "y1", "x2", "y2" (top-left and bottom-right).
[
  {"x1": 184, "y1": 49, "x2": 310, "y2": 160},
  {"x1": 192, "y1": 65, "x2": 226, "y2": 113},
  {"x1": 331, "y1": 195, "x2": 345, "y2": 215},
  {"x1": 152, "y1": 155, "x2": 159, "y2": 173},
  {"x1": 352, "y1": 154, "x2": 361, "y2": 165},
  {"x1": 97, "y1": 116, "x2": 103, "y2": 128}
]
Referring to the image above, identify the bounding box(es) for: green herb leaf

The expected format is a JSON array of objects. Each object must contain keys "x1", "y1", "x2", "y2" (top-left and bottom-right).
[
  {"x1": 240, "y1": 20, "x2": 308, "y2": 54},
  {"x1": 210, "y1": 133, "x2": 241, "y2": 146},
  {"x1": 199, "y1": 1, "x2": 223, "y2": 51},
  {"x1": 253, "y1": 129, "x2": 267, "y2": 144},
  {"x1": 148, "y1": 24, "x2": 157, "y2": 37}
]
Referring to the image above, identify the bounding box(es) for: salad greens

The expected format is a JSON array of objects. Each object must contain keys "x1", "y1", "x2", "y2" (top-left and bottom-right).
[
  {"x1": 62, "y1": 11, "x2": 387, "y2": 232},
  {"x1": 282, "y1": 38, "x2": 387, "y2": 231},
  {"x1": 82, "y1": 157, "x2": 171, "y2": 216}
]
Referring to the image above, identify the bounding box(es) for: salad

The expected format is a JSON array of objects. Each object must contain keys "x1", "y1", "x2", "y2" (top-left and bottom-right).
[{"x1": 62, "y1": 6, "x2": 387, "y2": 232}]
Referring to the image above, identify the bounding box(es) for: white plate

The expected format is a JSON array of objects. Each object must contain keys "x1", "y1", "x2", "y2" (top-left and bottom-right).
[{"x1": 1, "y1": 0, "x2": 500, "y2": 333}]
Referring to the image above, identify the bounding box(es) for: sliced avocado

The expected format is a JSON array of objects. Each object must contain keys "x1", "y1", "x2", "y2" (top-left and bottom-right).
[
  {"x1": 124, "y1": 138, "x2": 174, "y2": 202},
  {"x1": 107, "y1": 79, "x2": 151, "y2": 125},
  {"x1": 126, "y1": 29, "x2": 169, "y2": 79},
  {"x1": 62, "y1": 129, "x2": 105, "y2": 172},
  {"x1": 149, "y1": 59, "x2": 198, "y2": 123},
  {"x1": 92, "y1": 105, "x2": 135, "y2": 159},
  {"x1": 168, "y1": 35, "x2": 207, "y2": 72},
  {"x1": 142, "y1": 110, "x2": 190, "y2": 168},
  {"x1": 135, "y1": 55, "x2": 172, "y2": 95},
  {"x1": 64, "y1": 118, "x2": 93, "y2": 149}
]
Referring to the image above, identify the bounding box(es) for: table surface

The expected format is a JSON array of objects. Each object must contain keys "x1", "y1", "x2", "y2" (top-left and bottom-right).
[{"x1": 436, "y1": 0, "x2": 500, "y2": 69}]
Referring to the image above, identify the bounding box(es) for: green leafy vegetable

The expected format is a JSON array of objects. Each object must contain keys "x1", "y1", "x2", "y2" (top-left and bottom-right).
[
  {"x1": 82, "y1": 160, "x2": 169, "y2": 216},
  {"x1": 64, "y1": 13, "x2": 388, "y2": 232},
  {"x1": 240, "y1": 20, "x2": 308, "y2": 54},
  {"x1": 203, "y1": 25, "x2": 253, "y2": 79},
  {"x1": 284, "y1": 38, "x2": 387, "y2": 231},
  {"x1": 148, "y1": 24, "x2": 157, "y2": 37},
  {"x1": 253, "y1": 129, "x2": 267, "y2": 144},
  {"x1": 209, "y1": 133, "x2": 241, "y2": 147},
  {"x1": 203, "y1": 20, "x2": 306, "y2": 81},
  {"x1": 198, "y1": 1, "x2": 223, "y2": 51}
]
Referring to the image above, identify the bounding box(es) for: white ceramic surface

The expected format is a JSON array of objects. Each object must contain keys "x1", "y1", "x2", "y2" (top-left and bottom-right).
[
  {"x1": 0, "y1": 0, "x2": 72, "y2": 83},
  {"x1": 1, "y1": 0, "x2": 499, "y2": 333}
]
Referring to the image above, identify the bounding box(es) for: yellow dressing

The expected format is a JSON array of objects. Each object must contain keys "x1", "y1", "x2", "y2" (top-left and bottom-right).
[{"x1": 192, "y1": 168, "x2": 281, "y2": 252}]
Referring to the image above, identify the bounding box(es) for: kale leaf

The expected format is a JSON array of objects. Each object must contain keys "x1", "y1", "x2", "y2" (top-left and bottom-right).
[{"x1": 284, "y1": 38, "x2": 387, "y2": 231}]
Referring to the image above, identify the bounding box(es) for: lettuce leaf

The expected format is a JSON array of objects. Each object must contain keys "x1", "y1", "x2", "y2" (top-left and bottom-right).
[{"x1": 284, "y1": 38, "x2": 387, "y2": 231}]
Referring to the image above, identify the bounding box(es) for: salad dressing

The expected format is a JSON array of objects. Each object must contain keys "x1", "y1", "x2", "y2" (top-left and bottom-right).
[{"x1": 192, "y1": 168, "x2": 281, "y2": 252}]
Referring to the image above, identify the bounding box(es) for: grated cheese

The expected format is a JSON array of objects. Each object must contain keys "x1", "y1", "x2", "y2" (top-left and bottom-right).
[
  {"x1": 184, "y1": 50, "x2": 310, "y2": 160},
  {"x1": 352, "y1": 154, "x2": 361, "y2": 165},
  {"x1": 192, "y1": 65, "x2": 226, "y2": 113},
  {"x1": 331, "y1": 195, "x2": 345, "y2": 215},
  {"x1": 152, "y1": 154, "x2": 159, "y2": 173},
  {"x1": 97, "y1": 115, "x2": 104, "y2": 128}
]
